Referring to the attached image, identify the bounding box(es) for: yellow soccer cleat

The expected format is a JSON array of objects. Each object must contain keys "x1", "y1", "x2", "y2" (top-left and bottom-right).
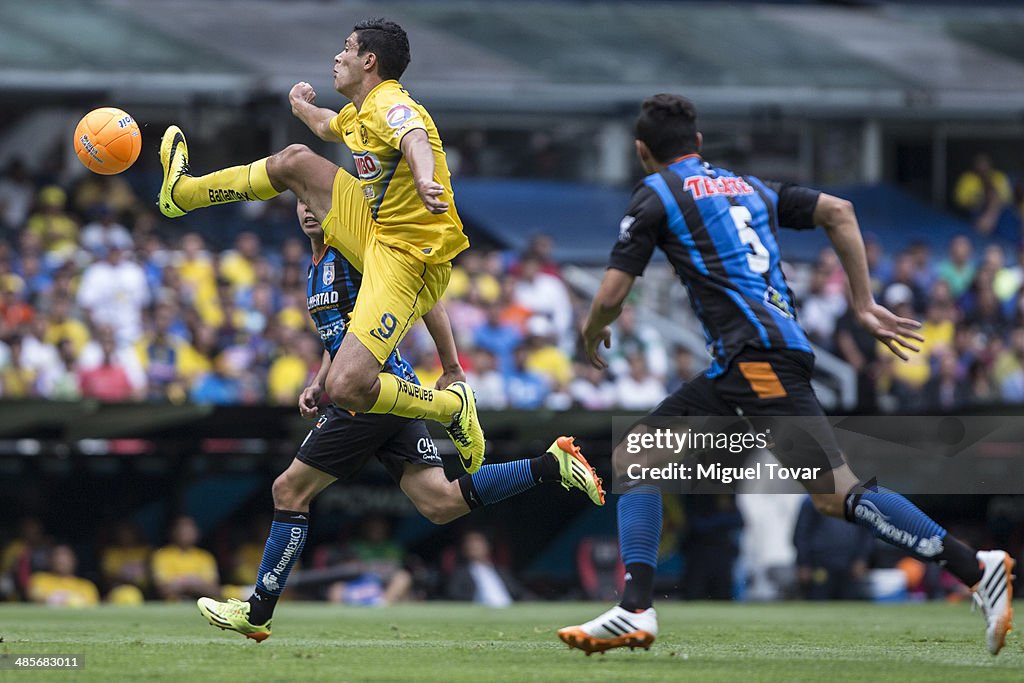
[
  {"x1": 197, "y1": 597, "x2": 271, "y2": 642},
  {"x1": 550, "y1": 436, "x2": 605, "y2": 506},
  {"x1": 444, "y1": 381, "x2": 485, "y2": 473},
  {"x1": 158, "y1": 125, "x2": 190, "y2": 218}
]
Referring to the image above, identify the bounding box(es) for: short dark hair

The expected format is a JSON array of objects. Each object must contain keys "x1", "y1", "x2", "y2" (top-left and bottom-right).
[
  {"x1": 353, "y1": 18, "x2": 411, "y2": 82},
  {"x1": 634, "y1": 94, "x2": 699, "y2": 163}
]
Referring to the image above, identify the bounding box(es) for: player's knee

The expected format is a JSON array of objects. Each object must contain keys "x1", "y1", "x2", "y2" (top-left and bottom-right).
[
  {"x1": 417, "y1": 500, "x2": 459, "y2": 525},
  {"x1": 324, "y1": 370, "x2": 375, "y2": 412},
  {"x1": 811, "y1": 491, "x2": 846, "y2": 519},
  {"x1": 269, "y1": 144, "x2": 315, "y2": 182},
  {"x1": 272, "y1": 472, "x2": 310, "y2": 510}
]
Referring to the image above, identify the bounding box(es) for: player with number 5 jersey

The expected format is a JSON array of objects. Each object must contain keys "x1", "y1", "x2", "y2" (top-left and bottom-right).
[{"x1": 559, "y1": 93, "x2": 1013, "y2": 657}]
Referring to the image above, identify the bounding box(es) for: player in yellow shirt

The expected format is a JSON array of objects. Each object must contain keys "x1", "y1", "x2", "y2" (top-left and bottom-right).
[{"x1": 156, "y1": 18, "x2": 483, "y2": 472}]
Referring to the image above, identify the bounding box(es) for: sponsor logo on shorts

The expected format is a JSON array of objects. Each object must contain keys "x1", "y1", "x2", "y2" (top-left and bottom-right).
[{"x1": 417, "y1": 437, "x2": 441, "y2": 463}]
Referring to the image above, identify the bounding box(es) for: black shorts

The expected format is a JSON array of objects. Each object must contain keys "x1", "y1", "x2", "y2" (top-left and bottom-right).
[
  {"x1": 647, "y1": 347, "x2": 844, "y2": 472},
  {"x1": 295, "y1": 405, "x2": 443, "y2": 483}
]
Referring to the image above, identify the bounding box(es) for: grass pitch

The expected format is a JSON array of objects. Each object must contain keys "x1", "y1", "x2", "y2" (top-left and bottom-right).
[{"x1": 1, "y1": 601, "x2": 1021, "y2": 682}]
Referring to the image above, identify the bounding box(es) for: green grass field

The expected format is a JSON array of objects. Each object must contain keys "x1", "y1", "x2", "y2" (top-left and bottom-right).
[{"x1": 0, "y1": 602, "x2": 1021, "y2": 682}]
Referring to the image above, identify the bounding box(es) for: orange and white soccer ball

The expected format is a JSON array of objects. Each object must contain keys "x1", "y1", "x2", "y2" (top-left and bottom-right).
[{"x1": 73, "y1": 107, "x2": 142, "y2": 175}]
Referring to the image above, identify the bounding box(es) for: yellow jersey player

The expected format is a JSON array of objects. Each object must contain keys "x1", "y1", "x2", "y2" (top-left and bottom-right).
[{"x1": 156, "y1": 18, "x2": 484, "y2": 472}]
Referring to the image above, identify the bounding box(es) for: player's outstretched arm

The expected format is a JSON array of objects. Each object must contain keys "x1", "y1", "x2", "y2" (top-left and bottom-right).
[
  {"x1": 400, "y1": 130, "x2": 448, "y2": 214},
  {"x1": 289, "y1": 82, "x2": 343, "y2": 142},
  {"x1": 815, "y1": 193, "x2": 923, "y2": 360},
  {"x1": 581, "y1": 268, "x2": 635, "y2": 369},
  {"x1": 299, "y1": 350, "x2": 332, "y2": 419},
  {"x1": 422, "y1": 301, "x2": 465, "y2": 389}
]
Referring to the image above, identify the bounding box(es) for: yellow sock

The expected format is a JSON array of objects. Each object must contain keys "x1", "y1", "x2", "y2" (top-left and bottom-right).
[
  {"x1": 173, "y1": 157, "x2": 281, "y2": 210},
  {"x1": 370, "y1": 373, "x2": 461, "y2": 423}
]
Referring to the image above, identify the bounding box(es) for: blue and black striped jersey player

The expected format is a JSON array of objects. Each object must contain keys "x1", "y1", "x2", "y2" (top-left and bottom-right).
[
  {"x1": 197, "y1": 199, "x2": 605, "y2": 641},
  {"x1": 558, "y1": 94, "x2": 1013, "y2": 656}
]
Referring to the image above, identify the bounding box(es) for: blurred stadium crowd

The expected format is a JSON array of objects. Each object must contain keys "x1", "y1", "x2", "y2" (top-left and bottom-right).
[{"x1": 3, "y1": 154, "x2": 1024, "y2": 414}]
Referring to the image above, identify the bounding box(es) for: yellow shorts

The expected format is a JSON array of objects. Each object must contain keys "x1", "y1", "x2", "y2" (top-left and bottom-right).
[{"x1": 322, "y1": 169, "x2": 451, "y2": 365}]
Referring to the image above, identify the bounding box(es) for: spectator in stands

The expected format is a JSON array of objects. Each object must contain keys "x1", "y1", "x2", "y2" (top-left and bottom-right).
[
  {"x1": 924, "y1": 350, "x2": 969, "y2": 413},
  {"x1": 78, "y1": 330, "x2": 137, "y2": 402},
  {"x1": 267, "y1": 329, "x2": 319, "y2": 406},
  {"x1": 793, "y1": 496, "x2": 874, "y2": 600},
  {"x1": 0, "y1": 333, "x2": 39, "y2": 398},
  {"x1": 954, "y1": 153, "x2": 1017, "y2": 238},
  {"x1": 80, "y1": 204, "x2": 132, "y2": 256},
  {"x1": 614, "y1": 353, "x2": 667, "y2": 411},
  {"x1": 888, "y1": 252, "x2": 928, "y2": 314},
  {"x1": 26, "y1": 185, "x2": 78, "y2": 266},
  {"x1": 190, "y1": 352, "x2": 242, "y2": 405},
  {"x1": 681, "y1": 494, "x2": 743, "y2": 601},
  {"x1": 0, "y1": 159, "x2": 34, "y2": 232},
  {"x1": 569, "y1": 361, "x2": 617, "y2": 410},
  {"x1": 513, "y1": 254, "x2": 573, "y2": 351},
  {"x1": 17, "y1": 251, "x2": 51, "y2": 303},
  {"x1": 666, "y1": 345, "x2": 697, "y2": 393},
  {"x1": 608, "y1": 303, "x2": 668, "y2": 381},
  {"x1": 835, "y1": 287, "x2": 881, "y2": 413},
  {"x1": 473, "y1": 301, "x2": 522, "y2": 374},
  {"x1": 510, "y1": 234, "x2": 561, "y2": 278},
  {"x1": 100, "y1": 521, "x2": 152, "y2": 594},
  {"x1": 523, "y1": 315, "x2": 573, "y2": 391},
  {"x1": 40, "y1": 338, "x2": 81, "y2": 400},
  {"x1": 465, "y1": 348, "x2": 507, "y2": 410},
  {"x1": 445, "y1": 530, "x2": 525, "y2": 607},
  {"x1": 998, "y1": 327, "x2": 1024, "y2": 404},
  {"x1": 28, "y1": 544, "x2": 99, "y2": 607},
  {"x1": 798, "y1": 264, "x2": 847, "y2": 351},
  {"x1": 219, "y1": 231, "x2": 260, "y2": 291},
  {"x1": 1, "y1": 516, "x2": 52, "y2": 600},
  {"x1": 875, "y1": 353, "x2": 921, "y2": 414},
  {"x1": 152, "y1": 515, "x2": 220, "y2": 601},
  {"x1": 76, "y1": 242, "x2": 149, "y2": 346},
  {"x1": 135, "y1": 303, "x2": 201, "y2": 403},
  {"x1": 317, "y1": 516, "x2": 412, "y2": 606},
  {"x1": 0, "y1": 266, "x2": 32, "y2": 337},
  {"x1": 938, "y1": 235, "x2": 976, "y2": 299},
  {"x1": 176, "y1": 232, "x2": 216, "y2": 311},
  {"x1": 882, "y1": 283, "x2": 929, "y2": 390},
  {"x1": 504, "y1": 345, "x2": 549, "y2": 409}
]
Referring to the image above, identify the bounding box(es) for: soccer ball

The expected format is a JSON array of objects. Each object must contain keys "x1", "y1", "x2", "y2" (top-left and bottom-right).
[{"x1": 73, "y1": 107, "x2": 142, "y2": 175}]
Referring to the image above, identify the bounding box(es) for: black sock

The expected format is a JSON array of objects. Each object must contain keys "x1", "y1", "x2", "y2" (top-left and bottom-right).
[
  {"x1": 529, "y1": 451, "x2": 560, "y2": 483},
  {"x1": 619, "y1": 563, "x2": 655, "y2": 612},
  {"x1": 937, "y1": 535, "x2": 983, "y2": 587},
  {"x1": 458, "y1": 474, "x2": 483, "y2": 510},
  {"x1": 248, "y1": 587, "x2": 278, "y2": 625}
]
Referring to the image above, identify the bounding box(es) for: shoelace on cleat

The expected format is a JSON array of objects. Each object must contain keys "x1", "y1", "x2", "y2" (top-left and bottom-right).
[{"x1": 447, "y1": 418, "x2": 470, "y2": 446}]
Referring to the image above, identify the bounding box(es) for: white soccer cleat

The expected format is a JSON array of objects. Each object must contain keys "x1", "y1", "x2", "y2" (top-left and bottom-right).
[
  {"x1": 973, "y1": 549, "x2": 1015, "y2": 655},
  {"x1": 557, "y1": 605, "x2": 657, "y2": 655}
]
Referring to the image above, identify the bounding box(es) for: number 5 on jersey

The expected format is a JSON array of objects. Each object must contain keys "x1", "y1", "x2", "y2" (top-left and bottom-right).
[{"x1": 729, "y1": 205, "x2": 769, "y2": 275}]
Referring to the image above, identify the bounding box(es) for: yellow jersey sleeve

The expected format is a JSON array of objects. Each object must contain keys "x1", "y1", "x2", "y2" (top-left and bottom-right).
[{"x1": 362, "y1": 86, "x2": 427, "y2": 151}]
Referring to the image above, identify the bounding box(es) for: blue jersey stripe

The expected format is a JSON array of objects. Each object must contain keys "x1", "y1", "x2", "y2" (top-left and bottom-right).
[
  {"x1": 644, "y1": 174, "x2": 709, "y2": 276},
  {"x1": 674, "y1": 168, "x2": 773, "y2": 350}
]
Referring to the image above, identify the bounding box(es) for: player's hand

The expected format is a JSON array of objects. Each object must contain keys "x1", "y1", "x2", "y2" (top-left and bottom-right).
[
  {"x1": 582, "y1": 326, "x2": 612, "y2": 370},
  {"x1": 415, "y1": 179, "x2": 449, "y2": 214},
  {"x1": 435, "y1": 365, "x2": 466, "y2": 390},
  {"x1": 289, "y1": 82, "x2": 317, "y2": 107},
  {"x1": 298, "y1": 383, "x2": 323, "y2": 419},
  {"x1": 855, "y1": 302, "x2": 923, "y2": 361}
]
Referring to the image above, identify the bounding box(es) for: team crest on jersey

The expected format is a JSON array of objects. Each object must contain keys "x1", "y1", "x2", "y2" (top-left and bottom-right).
[
  {"x1": 322, "y1": 261, "x2": 335, "y2": 286},
  {"x1": 386, "y1": 103, "x2": 416, "y2": 128},
  {"x1": 353, "y1": 151, "x2": 383, "y2": 181}
]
